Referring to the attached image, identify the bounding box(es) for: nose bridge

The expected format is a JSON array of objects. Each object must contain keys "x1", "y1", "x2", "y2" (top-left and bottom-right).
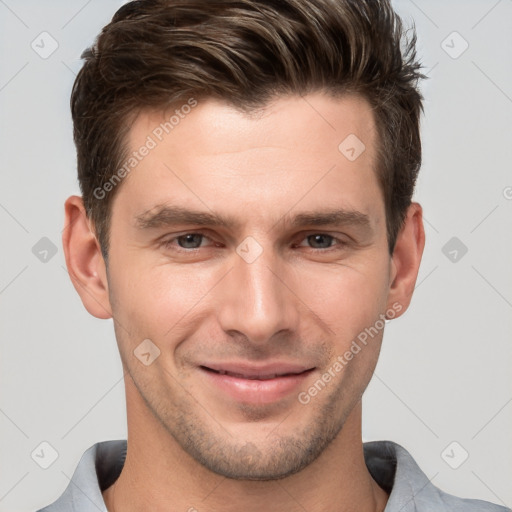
[{"x1": 216, "y1": 237, "x2": 298, "y2": 344}]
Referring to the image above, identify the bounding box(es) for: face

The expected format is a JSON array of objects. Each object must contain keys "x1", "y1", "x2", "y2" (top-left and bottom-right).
[{"x1": 102, "y1": 93, "x2": 398, "y2": 479}]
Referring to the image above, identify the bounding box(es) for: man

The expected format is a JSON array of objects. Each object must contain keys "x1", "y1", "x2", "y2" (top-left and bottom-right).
[{"x1": 37, "y1": 0, "x2": 509, "y2": 511}]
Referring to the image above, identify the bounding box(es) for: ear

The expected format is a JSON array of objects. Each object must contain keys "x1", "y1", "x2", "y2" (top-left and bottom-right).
[
  {"x1": 386, "y1": 202, "x2": 425, "y2": 318},
  {"x1": 62, "y1": 195, "x2": 113, "y2": 319}
]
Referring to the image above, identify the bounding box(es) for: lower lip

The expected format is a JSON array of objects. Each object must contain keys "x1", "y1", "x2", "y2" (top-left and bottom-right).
[{"x1": 200, "y1": 367, "x2": 314, "y2": 404}]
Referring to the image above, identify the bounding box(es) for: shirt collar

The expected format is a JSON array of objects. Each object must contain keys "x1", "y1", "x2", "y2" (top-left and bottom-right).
[{"x1": 40, "y1": 439, "x2": 447, "y2": 512}]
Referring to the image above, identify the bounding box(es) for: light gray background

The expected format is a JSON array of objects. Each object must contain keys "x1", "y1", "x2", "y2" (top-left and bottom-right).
[{"x1": 0, "y1": 1, "x2": 511, "y2": 510}]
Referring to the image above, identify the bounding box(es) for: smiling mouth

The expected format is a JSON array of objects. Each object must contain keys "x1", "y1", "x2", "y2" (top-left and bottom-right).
[
  {"x1": 198, "y1": 364, "x2": 316, "y2": 404},
  {"x1": 200, "y1": 366, "x2": 313, "y2": 380}
]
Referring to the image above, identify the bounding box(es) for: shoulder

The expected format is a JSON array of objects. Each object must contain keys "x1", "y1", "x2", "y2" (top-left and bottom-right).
[
  {"x1": 431, "y1": 486, "x2": 510, "y2": 512},
  {"x1": 35, "y1": 439, "x2": 127, "y2": 512},
  {"x1": 364, "y1": 440, "x2": 510, "y2": 512}
]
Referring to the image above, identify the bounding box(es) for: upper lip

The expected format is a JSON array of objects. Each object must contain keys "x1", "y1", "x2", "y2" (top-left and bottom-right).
[{"x1": 200, "y1": 362, "x2": 314, "y2": 379}]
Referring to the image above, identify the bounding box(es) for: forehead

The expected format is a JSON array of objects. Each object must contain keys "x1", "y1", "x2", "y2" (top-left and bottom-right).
[
  {"x1": 130, "y1": 92, "x2": 377, "y2": 161},
  {"x1": 112, "y1": 92, "x2": 382, "y2": 231}
]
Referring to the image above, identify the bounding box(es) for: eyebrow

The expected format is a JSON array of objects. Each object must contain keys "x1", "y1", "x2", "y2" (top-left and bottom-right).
[{"x1": 134, "y1": 205, "x2": 373, "y2": 233}]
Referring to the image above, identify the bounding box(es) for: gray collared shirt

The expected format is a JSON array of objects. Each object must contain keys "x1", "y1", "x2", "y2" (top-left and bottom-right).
[{"x1": 36, "y1": 439, "x2": 510, "y2": 511}]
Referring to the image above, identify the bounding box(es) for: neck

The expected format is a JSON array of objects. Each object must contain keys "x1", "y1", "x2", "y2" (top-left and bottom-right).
[{"x1": 103, "y1": 382, "x2": 388, "y2": 512}]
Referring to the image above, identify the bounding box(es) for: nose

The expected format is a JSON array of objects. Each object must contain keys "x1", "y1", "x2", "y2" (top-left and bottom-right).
[{"x1": 216, "y1": 241, "x2": 301, "y2": 346}]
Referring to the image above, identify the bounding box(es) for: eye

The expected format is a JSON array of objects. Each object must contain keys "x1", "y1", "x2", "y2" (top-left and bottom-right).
[
  {"x1": 295, "y1": 233, "x2": 345, "y2": 250},
  {"x1": 160, "y1": 232, "x2": 215, "y2": 251},
  {"x1": 159, "y1": 232, "x2": 348, "y2": 253},
  {"x1": 176, "y1": 233, "x2": 206, "y2": 249}
]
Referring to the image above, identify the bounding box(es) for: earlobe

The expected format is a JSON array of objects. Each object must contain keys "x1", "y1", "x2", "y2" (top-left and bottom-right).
[
  {"x1": 62, "y1": 195, "x2": 113, "y2": 319},
  {"x1": 386, "y1": 202, "x2": 425, "y2": 318}
]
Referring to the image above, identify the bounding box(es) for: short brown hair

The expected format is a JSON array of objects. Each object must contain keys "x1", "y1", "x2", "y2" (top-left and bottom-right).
[{"x1": 71, "y1": 0, "x2": 425, "y2": 262}]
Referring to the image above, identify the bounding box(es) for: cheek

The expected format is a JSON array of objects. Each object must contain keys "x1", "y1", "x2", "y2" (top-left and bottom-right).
[
  {"x1": 110, "y1": 262, "x2": 218, "y2": 342},
  {"x1": 293, "y1": 257, "x2": 390, "y2": 330},
  {"x1": 108, "y1": 241, "x2": 390, "y2": 347}
]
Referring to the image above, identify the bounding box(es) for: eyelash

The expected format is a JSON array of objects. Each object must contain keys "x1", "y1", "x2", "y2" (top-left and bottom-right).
[{"x1": 159, "y1": 232, "x2": 348, "y2": 252}]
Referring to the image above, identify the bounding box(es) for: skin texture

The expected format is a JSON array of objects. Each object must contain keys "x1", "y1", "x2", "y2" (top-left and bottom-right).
[{"x1": 63, "y1": 92, "x2": 425, "y2": 512}]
